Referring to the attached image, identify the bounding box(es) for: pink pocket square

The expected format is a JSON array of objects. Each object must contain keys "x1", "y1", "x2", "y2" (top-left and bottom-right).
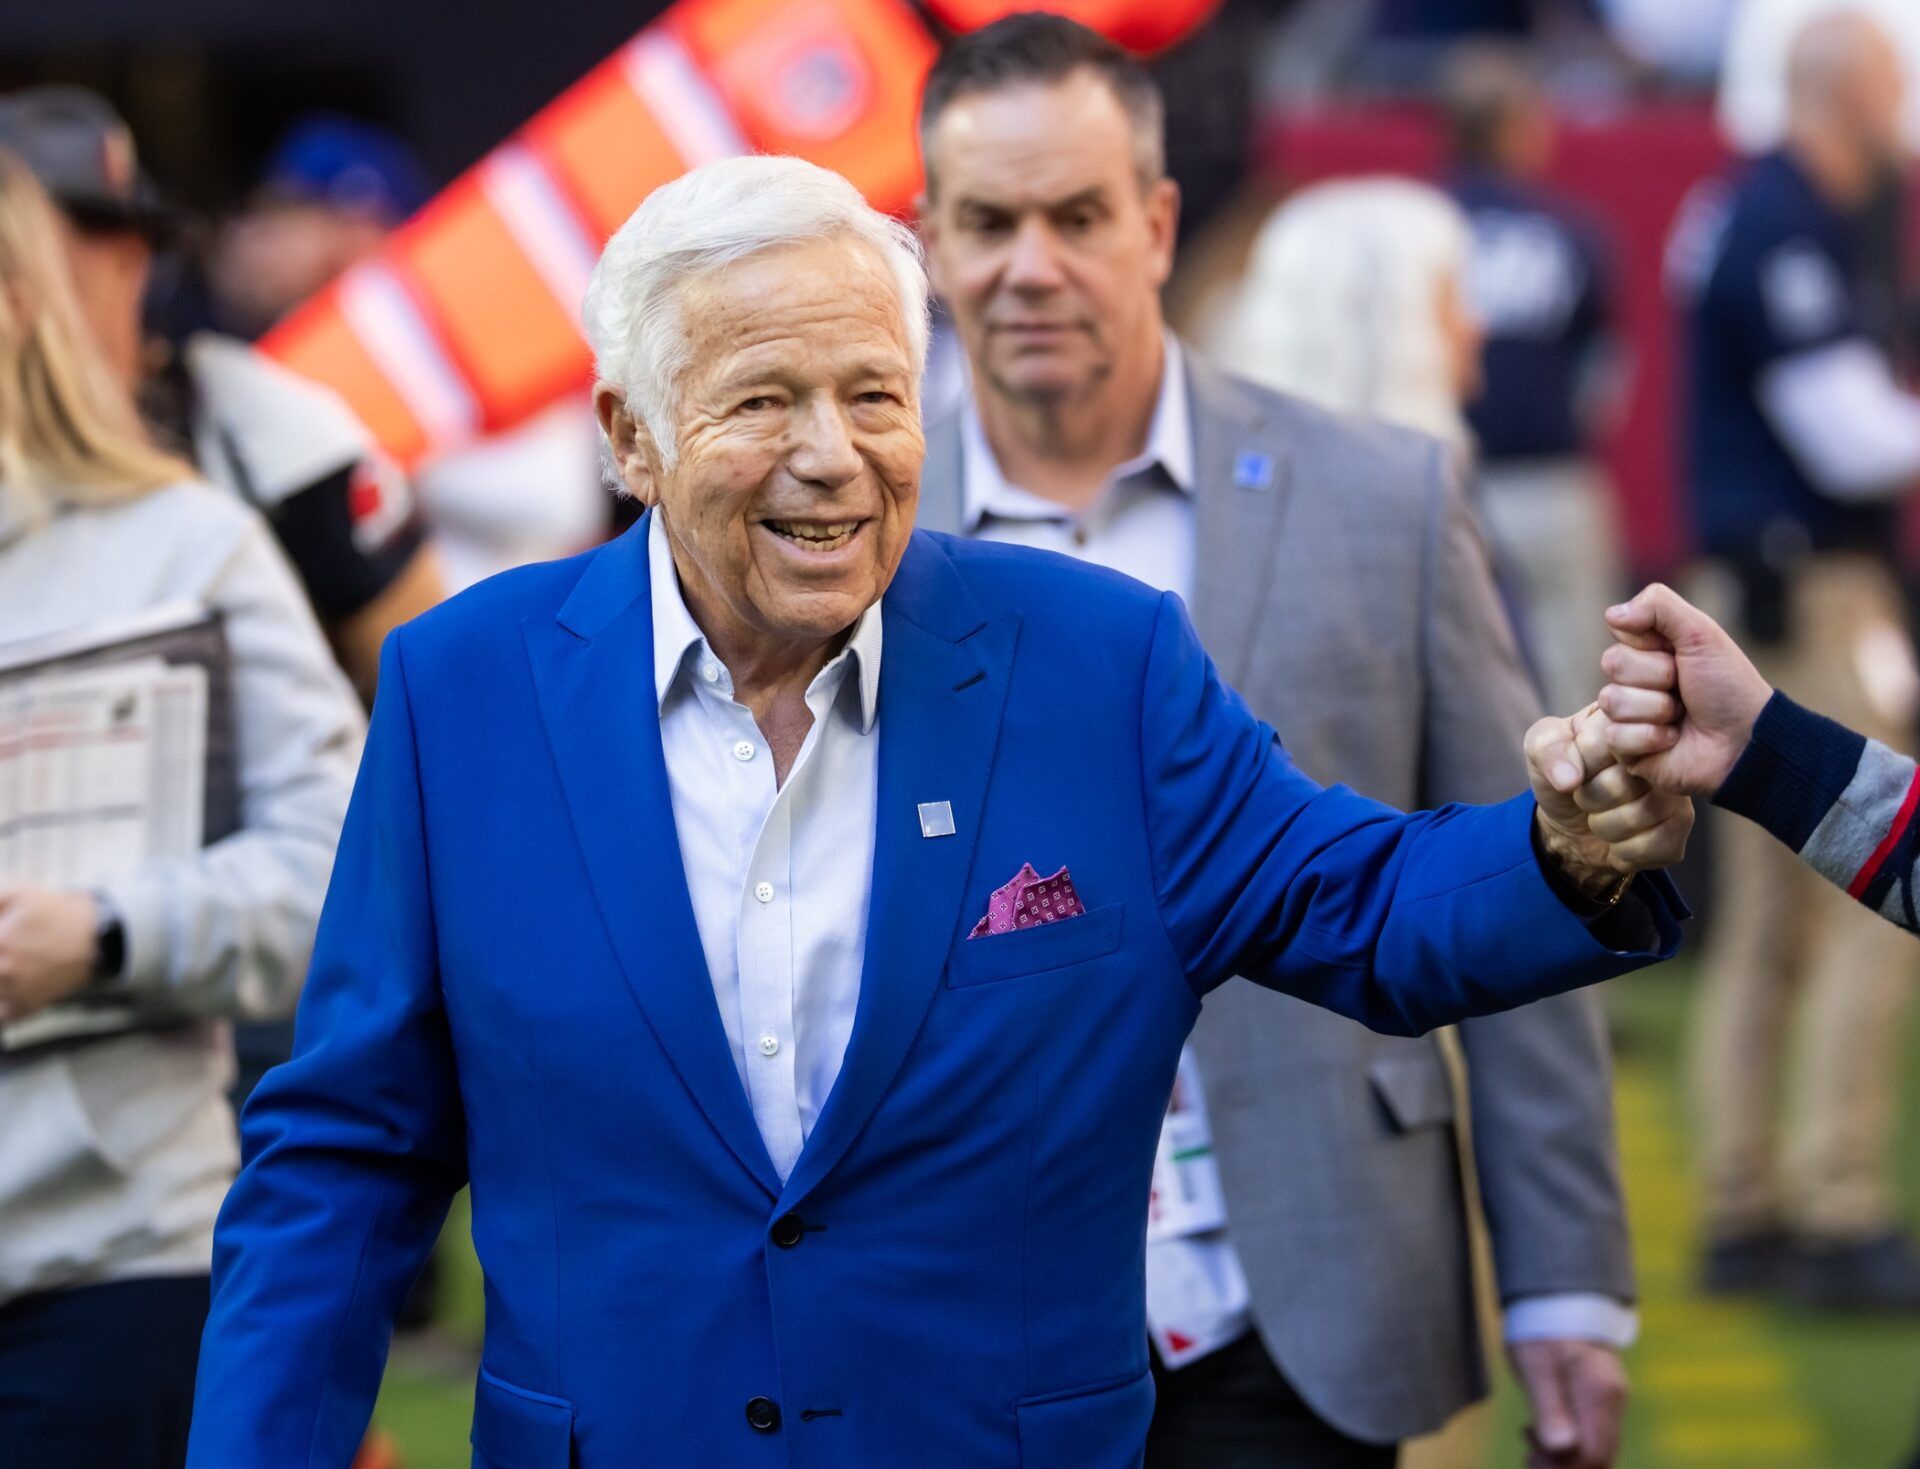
[{"x1": 968, "y1": 863, "x2": 1087, "y2": 939}]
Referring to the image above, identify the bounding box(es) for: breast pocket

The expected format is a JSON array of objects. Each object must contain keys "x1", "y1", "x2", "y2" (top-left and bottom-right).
[{"x1": 945, "y1": 904, "x2": 1126, "y2": 989}]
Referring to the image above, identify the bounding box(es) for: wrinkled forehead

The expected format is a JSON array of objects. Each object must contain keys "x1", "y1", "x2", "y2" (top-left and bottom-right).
[
  {"x1": 925, "y1": 75, "x2": 1143, "y2": 201},
  {"x1": 677, "y1": 237, "x2": 916, "y2": 376}
]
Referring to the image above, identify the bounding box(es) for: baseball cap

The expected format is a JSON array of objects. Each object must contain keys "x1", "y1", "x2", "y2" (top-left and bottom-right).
[
  {"x1": 256, "y1": 115, "x2": 430, "y2": 226},
  {"x1": 0, "y1": 85, "x2": 173, "y2": 238}
]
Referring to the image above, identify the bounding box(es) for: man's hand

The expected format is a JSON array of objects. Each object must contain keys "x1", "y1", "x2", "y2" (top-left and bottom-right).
[
  {"x1": 1511, "y1": 1338, "x2": 1628, "y2": 1469},
  {"x1": 1527, "y1": 706, "x2": 1695, "y2": 897},
  {"x1": 0, "y1": 887, "x2": 100, "y2": 1025},
  {"x1": 1597, "y1": 583, "x2": 1774, "y2": 796}
]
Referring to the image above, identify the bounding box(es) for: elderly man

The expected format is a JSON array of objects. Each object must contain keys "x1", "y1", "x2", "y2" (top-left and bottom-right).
[{"x1": 185, "y1": 155, "x2": 1687, "y2": 1469}]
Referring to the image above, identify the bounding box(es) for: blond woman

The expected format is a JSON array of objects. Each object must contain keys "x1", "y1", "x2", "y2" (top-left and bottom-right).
[{"x1": 0, "y1": 151, "x2": 363, "y2": 1466}]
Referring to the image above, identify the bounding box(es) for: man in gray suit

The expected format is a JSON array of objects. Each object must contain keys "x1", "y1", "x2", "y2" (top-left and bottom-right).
[{"x1": 916, "y1": 17, "x2": 1634, "y2": 1469}]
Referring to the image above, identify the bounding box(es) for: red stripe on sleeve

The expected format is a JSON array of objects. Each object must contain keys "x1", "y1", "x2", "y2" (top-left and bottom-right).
[{"x1": 1848, "y1": 767, "x2": 1920, "y2": 900}]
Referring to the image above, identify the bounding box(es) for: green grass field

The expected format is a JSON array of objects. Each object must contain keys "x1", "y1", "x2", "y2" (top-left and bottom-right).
[{"x1": 374, "y1": 963, "x2": 1920, "y2": 1468}]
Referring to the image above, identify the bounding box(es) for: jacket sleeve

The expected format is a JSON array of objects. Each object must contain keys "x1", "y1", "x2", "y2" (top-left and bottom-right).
[
  {"x1": 187, "y1": 631, "x2": 466, "y2": 1469},
  {"x1": 1716, "y1": 691, "x2": 1920, "y2": 931},
  {"x1": 97, "y1": 513, "x2": 365, "y2": 1019},
  {"x1": 1410, "y1": 465, "x2": 1635, "y2": 1307},
  {"x1": 1139, "y1": 590, "x2": 1685, "y2": 1032}
]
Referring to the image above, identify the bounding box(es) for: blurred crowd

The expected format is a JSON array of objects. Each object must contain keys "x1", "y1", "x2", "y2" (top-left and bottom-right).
[{"x1": 2, "y1": 1, "x2": 1920, "y2": 1467}]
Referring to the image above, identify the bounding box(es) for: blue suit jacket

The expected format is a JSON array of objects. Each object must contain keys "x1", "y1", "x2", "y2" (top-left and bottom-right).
[{"x1": 187, "y1": 520, "x2": 1682, "y2": 1469}]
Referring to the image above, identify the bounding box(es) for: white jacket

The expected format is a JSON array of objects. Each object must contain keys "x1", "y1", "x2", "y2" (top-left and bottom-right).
[{"x1": 0, "y1": 480, "x2": 364, "y2": 1303}]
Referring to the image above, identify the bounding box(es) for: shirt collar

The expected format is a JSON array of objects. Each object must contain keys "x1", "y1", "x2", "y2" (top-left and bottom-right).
[
  {"x1": 959, "y1": 334, "x2": 1194, "y2": 531},
  {"x1": 647, "y1": 509, "x2": 882, "y2": 733}
]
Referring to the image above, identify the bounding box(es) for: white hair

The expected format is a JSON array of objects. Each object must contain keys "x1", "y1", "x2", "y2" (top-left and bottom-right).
[
  {"x1": 582, "y1": 154, "x2": 930, "y2": 469},
  {"x1": 1202, "y1": 178, "x2": 1473, "y2": 450}
]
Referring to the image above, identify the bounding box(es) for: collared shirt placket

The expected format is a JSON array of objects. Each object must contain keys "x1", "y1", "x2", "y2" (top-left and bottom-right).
[{"x1": 694, "y1": 656, "x2": 855, "y2": 1183}]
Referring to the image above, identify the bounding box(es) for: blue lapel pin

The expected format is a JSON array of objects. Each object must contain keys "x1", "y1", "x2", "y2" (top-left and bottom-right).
[
  {"x1": 1232, "y1": 450, "x2": 1274, "y2": 491},
  {"x1": 918, "y1": 801, "x2": 956, "y2": 839}
]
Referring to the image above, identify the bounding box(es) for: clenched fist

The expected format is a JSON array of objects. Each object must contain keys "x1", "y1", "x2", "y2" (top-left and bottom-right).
[{"x1": 1526, "y1": 704, "x2": 1695, "y2": 898}]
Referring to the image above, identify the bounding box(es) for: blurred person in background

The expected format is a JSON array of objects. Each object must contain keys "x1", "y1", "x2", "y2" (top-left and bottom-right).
[
  {"x1": 0, "y1": 91, "x2": 444, "y2": 707},
  {"x1": 217, "y1": 114, "x2": 613, "y2": 596},
  {"x1": 1719, "y1": 0, "x2": 1920, "y2": 160},
  {"x1": 1719, "y1": 0, "x2": 1920, "y2": 399},
  {"x1": 918, "y1": 18, "x2": 1634, "y2": 1469},
  {"x1": 1668, "y1": 8, "x2": 1920, "y2": 1309},
  {"x1": 0, "y1": 89, "x2": 442, "y2": 1156},
  {"x1": 1441, "y1": 44, "x2": 1629, "y2": 717},
  {"x1": 0, "y1": 152, "x2": 362, "y2": 1467},
  {"x1": 210, "y1": 114, "x2": 431, "y2": 340},
  {"x1": 1205, "y1": 178, "x2": 1481, "y2": 453}
]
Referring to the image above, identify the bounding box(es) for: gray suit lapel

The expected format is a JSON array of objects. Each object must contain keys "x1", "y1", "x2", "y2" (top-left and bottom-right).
[
  {"x1": 919, "y1": 353, "x2": 1296, "y2": 689},
  {"x1": 1186, "y1": 354, "x2": 1295, "y2": 689},
  {"x1": 917, "y1": 411, "x2": 967, "y2": 536}
]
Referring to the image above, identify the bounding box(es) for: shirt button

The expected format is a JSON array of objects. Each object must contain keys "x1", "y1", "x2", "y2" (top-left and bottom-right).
[
  {"x1": 701, "y1": 661, "x2": 721, "y2": 683},
  {"x1": 733, "y1": 739, "x2": 756, "y2": 762},
  {"x1": 754, "y1": 881, "x2": 774, "y2": 904},
  {"x1": 758, "y1": 1034, "x2": 780, "y2": 1057}
]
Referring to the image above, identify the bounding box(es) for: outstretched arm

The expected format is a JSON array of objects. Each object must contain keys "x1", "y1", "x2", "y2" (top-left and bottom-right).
[
  {"x1": 1140, "y1": 593, "x2": 1688, "y2": 1031},
  {"x1": 1601, "y1": 583, "x2": 1920, "y2": 932}
]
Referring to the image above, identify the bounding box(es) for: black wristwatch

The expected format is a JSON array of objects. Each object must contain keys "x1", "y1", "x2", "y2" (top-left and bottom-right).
[{"x1": 91, "y1": 892, "x2": 127, "y2": 984}]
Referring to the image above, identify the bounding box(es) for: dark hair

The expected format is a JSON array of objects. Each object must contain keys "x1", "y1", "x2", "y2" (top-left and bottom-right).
[
  {"x1": 918, "y1": 12, "x2": 1165, "y2": 192},
  {"x1": 1439, "y1": 43, "x2": 1541, "y2": 168}
]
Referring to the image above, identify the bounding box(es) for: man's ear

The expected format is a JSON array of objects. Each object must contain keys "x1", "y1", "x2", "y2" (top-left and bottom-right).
[
  {"x1": 915, "y1": 190, "x2": 949, "y2": 302},
  {"x1": 1144, "y1": 176, "x2": 1181, "y2": 290},
  {"x1": 592, "y1": 382, "x2": 661, "y2": 507}
]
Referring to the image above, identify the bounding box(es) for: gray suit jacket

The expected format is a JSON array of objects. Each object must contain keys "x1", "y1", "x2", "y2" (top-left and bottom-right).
[{"x1": 919, "y1": 358, "x2": 1632, "y2": 1444}]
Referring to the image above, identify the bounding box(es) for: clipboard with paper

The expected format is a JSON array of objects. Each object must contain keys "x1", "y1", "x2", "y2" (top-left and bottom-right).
[{"x1": 0, "y1": 602, "x2": 239, "y2": 1051}]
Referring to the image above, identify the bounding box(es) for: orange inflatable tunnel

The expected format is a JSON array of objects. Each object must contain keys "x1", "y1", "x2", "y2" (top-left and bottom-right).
[
  {"x1": 923, "y1": 0, "x2": 1223, "y2": 56},
  {"x1": 261, "y1": 0, "x2": 937, "y2": 467}
]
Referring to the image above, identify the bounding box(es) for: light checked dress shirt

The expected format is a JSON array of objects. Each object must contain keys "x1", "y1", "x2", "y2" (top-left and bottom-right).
[
  {"x1": 648, "y1": 512, "x2": 881, "y2": 1183},
  {"x1": 959, "y1": 337, "x2": 1636, "y2": 1365}
]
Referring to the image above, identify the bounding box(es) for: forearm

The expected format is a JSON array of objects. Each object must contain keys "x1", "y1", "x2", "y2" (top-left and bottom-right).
[
  {"x1": 1715, "y1": 691, "x2": 1920, "y2": 929},
  {"x1": 330, "y1": 544, "x2": 447, "y2": 698},
  {"x1": 97, "y1": 808, "x2": 346, "y2": 1019}
]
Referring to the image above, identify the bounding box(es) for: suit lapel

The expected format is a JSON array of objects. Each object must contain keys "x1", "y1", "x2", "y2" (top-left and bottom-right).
[
  {"x1": 1186, "y1": 355, "x2": 1295, "y2": 688},
  {"x1": 525, "y1": 519, "x2": 781, "y2": 1200},
  {"x1": 780, "y1": 534, "x2": 1017, "y2": 1208}
]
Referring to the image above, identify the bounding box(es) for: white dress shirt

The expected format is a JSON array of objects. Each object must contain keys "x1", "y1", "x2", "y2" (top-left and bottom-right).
[
  {"x1": 649, "y1": 513, "x2": 881, "y2": 1182},
  {"x1": 959, "y1": 338, "x2": 1636, "y2": 1364}
]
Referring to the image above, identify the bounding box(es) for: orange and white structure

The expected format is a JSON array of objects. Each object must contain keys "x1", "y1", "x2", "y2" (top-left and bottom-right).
[
  {"x1": 261, "y1": 0, "x2": 1219, "y2": 467},
  {"x1": 262, "y1": 0, "x2": 936, "y2": 467}
]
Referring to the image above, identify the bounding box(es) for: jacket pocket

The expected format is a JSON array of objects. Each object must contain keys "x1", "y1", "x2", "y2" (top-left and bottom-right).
[
  {"x1": 471, "y1": 1366, "x2": 574, "y2": 1469},
  {"x1": 1016, "y1": 1366, "x2": 1154, "y2": 1468},
  {"x1": 946, "y1": 904, "x2": 1126, "y2": 989},
  {"x1": 1367, "y1": 1050, "x2": 1456, "y2": 1132}
]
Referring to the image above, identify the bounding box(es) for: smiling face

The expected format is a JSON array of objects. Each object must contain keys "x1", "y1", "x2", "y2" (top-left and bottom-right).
[
  {"x1": 596, "y1": 235, "x2": 923, "y2": 664},
  {"x1": 919, "y1": 71, "x2": 1177, "y2": 412}
]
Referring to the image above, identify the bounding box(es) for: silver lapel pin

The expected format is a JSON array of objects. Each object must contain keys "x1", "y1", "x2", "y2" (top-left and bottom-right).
[{"x1": 917, "y1": 801, "x2": 956, "y2": 839}]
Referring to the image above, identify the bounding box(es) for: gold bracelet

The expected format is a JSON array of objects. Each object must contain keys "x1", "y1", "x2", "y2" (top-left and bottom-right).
[{"x1": 1593, "y1": 872, "x2": 1636, "y2": 912}]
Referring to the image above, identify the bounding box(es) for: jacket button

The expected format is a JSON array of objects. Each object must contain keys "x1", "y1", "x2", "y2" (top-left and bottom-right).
[
  {"x1": 770, "y1": 1213, "x2": 805, "y2": 1249},
  {"x1": 745, "y1": 1396, "x2": 781, "y2": 1432}
]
